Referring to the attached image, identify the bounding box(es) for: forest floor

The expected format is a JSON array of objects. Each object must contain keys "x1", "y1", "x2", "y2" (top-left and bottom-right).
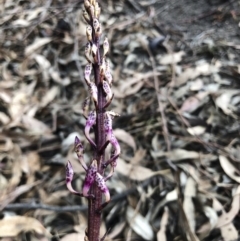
[{"x1": 0, "y1": 0, "x2": 240, "y2": 240}]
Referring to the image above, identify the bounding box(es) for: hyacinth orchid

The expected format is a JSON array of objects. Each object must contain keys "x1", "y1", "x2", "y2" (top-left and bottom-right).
[{"x1": 65, "y1": 1, "x2": 121, "y2": 240}]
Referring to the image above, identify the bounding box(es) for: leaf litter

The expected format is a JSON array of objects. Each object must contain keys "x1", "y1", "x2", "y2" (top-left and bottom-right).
[{"x1": 0, "y1": 0, "x2": 240, "y2": 240}]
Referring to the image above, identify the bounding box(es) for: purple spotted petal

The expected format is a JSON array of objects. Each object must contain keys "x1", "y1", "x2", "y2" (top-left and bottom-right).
[
  {"x1": 102, "y1": 81, "x2": 112, "y2": 101},
  {"x1": 95, "y1": 173, "x2": 110, "y2": 202},
  {"x1": 82, "y1": 160, "x2": 97, "y2": 196}
]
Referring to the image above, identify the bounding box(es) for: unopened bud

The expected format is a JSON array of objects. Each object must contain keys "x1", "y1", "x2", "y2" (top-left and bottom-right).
[
  {"x1": 89, "y1": 5, "x2": 94, "y2": 18},
  {"x1": 74, "y1": 136, "x2": 83, "y2": 157},
  {"x1": 91, "y1": 44, "x2": 97, "y2": 57},
  {"x1": 95, "y1": 24, "x2": 102, "y2": 38},
  {"x1": 89, "y1": 82, "x2": 98, "y2": 105},
  {"x1": 83, "y1": 9, "x2": 90, "y2": 23},
  {"x1": 93, "y1": 18, "x2": 100, "y2": 32},
  {"x1": 85, "y1": 42, "x2": 92, "y2": 63},
  {"x1": 103, "y1": 80, "x2": 113, "y2": 102},
  {"x1": 86, "y1": 25, "x2": 92, "y2": 42},
  {"x1": 104, "y1": 111, "x2": 113, "y2": 133},
  {"x1": 100, "y1": 58, "x2": 106, "y2": 75},
  {"x1": 84, "y1": 64, "x2": 92, "y2": 85},
  {"x1": 103, "y1": 37, "x2": 109, "y2": 56},
  {"x1": 94, "y1": 4, "x2": 101, "y2": 18},
  {"x1": 84, "y1": 0, "x2": 91, "y2": 10}
]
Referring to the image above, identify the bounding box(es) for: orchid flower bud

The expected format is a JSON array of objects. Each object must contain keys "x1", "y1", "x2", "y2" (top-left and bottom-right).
[
  {"x1": 103, "y1": 37, "x2": 109, "y2": 56},
  {"x1": 82, "y1": 160, "x2": 97, "y2": 197},
  {"x1": 83, "y1": 9, "x2": 90, "y2": 23},
  {"x1": 104, "y1": 111, "x2": 113, "y2": 141},
  {"x1": 102, "y1": 80, "x2": 113, "y2": 103},
  {"x1": 89, "y1": 82, "x2": 98, "y2": 107},
  {"x1": 66, "y1": 161, "x2": 82, "y2": 196},
  {"x1": 93, "y1": 18, "x2": 100, "y2": 32},
  {"x1": 94, "y1": 4, "x2": 101, "y2": 18},
  {"x1": 85, "y1": 42, "x2": 92, "y2": 63},
  {"x1": 100, "y1": 58, "x2": 106, "y2": 76},
  {"x1": 84, "y1": 0, "x2": 91, "y2": 10},
  {"x1": 95, "y1": 24, "x2": 102, "y2": 38},
  {"x1": 84, "y1": 111, "x2": 97, "y2": 147},
  {"x1": 84, "y1": 64, "x2": 92, "y2": 85},
  {"x1": 91, "y1": 44, "x2": 97, "y2": 57},
  {"x1": 89, "y1": 5, "x2": 94, "y2": 18},
  {"x1": 110, "y1": 133, "x2": 120, "y2": 156},
  {"x1": 86, "y1": 25, "x2": 92, "y2": 42},
  {"x1": 108, "y1": 133, "x2": 121, "y2": 167},
  {"x1": 74, "y1": 136, "x2": 88, "y2": 171}
]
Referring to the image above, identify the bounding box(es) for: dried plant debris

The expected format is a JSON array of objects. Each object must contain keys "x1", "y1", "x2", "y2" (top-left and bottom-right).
[{"x1": 0, "y1": 0, "x2": 240, "y2": 240}]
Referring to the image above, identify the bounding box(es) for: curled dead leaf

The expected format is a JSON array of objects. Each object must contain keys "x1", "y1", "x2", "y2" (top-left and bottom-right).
[
  {"x1": 0, "y1": 216, "x2": 51, "y2": 237},
  {"x1": 126, "y1": 206, "x2": 154, "y2": 240}
]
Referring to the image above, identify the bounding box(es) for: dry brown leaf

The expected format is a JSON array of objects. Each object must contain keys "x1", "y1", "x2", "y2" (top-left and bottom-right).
[
  {"x1": 131, "y1": 148, "x2": 146, "y2": 164},
  {"x1": 180, "y1": 91, "x2": 209, "y2": 113},
  {"x1": 126, "y1": 206, "x2": 154, "y2": 240},
  {"x1": 114, "y1": 128, "x2": 136, "y2": 151},
  {"x1": 34, "y1": 54, "x2": 51, "y2": 70},
  {"x1": 220, "y1": 223, "x2": 238, "y2": 241},
  {"x1": 215, "y1": 90, "x2": 239, "y2": 116},
  {"x1": 23, "y1": 152, "x2": 41, "y2": 184},
  {"x1": 12, "y1": 19, "x2": 30, "y2": 27},
  {"x1": 166, "y1": 149, "x2": 199, "y2": 161},
  {"x1": 197, "y1": 206, "x2": 218, "y2": 239},
  {"x1": 61, "y1": 233, "x2": 85, "y2": 241},
  {"x1": 176, "y1": 61, "x2": 220, "y2": 86},
  {"x1": 187, "y1": 126, "x2": 206, "y2": 136},
  {"x1": 183, "y1": 177, "x2": 197, "y2": 233},
  {"x1": 157, "y1": 207, "x2": 169, "y2": 241},
  {"x1": 117, "y1": 158, "x2": 170, "y2": 181},
  {"x1": 25, "y1": 38, "x2": 52, "y2": 55},
  {"x1": 213, "y1": 198, "x2": 239, "y2": 241},
  {"x1": 0, "y1": 182, "x2": 39, "y2": 210},
  {"x1": 219, "y1": 156, "x2": 240, "y2": 183},
  {"x1": 0, "y1": 216, "x2": 50, "y2": 237},
  {"x1": 40, "y1": 86, "x2": 59, "y2": 108},
  {"x1": 21, "y1": 115, "x2": 52, "y2": 135},
  {"x1": 216, "y1": 185, "x2": 240, "y2": 228},
  {"x1": 159, "y1": 51, "x2": 185, "y2": 65},
  {"x1": 106, "y1": 221, "x2": 126, "y2": 240}
]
